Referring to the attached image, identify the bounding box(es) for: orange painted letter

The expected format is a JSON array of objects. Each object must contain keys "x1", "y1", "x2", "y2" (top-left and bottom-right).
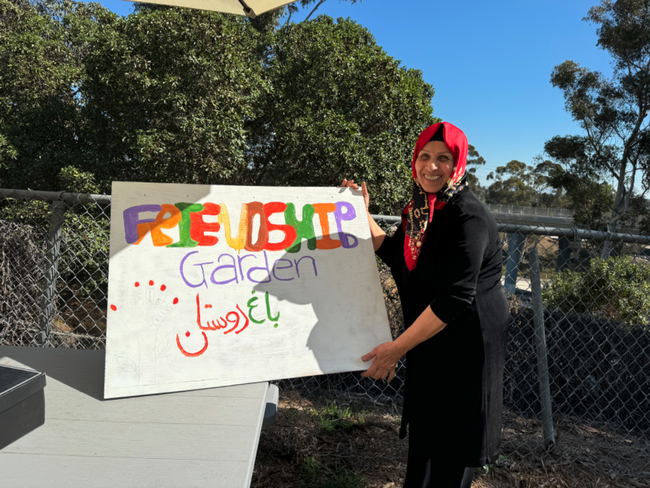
[{"x1": 312, "y1": 203, "x2": 342, "y2": 250}]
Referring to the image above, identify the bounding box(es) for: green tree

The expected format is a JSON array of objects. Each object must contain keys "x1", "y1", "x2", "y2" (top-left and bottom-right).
[
  {"x1": 0, "y1": 0, "x2": 97, "y2": 191},
  {"x1": 2, "y1": 1, "x2": 437, "y2": 213},
  {"x1": 485, "y1": 160, "x2": 536, "y2": 206},
  {"x1": 543, "y1": 256, "x2": 650, "y2": 328},
  {"x1": 545, "y1": 0, "x2": 650, "y2": 257},
  {"x1": 539, "y1": 161, "x2": 615, "y2": 229},
  {"x1": 485, "y1": 159, "x2": 563, "y2": 207},
  {"x1": 618, "y1": 194, "x2": 650, "y2": 233},
  {"x1": 465, "y1": 144, "x2": 486, "y2": 200},
  {"x1": 244, "y1": 16, "x2": 437, "y2": 215},
  {"x1": 76, "y1": 6, "x2": 267, "y2": 191}
]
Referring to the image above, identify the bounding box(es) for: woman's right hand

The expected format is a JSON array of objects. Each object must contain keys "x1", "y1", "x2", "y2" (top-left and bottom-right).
[
  {"x1": 340, "y1": 179, "x2": 370, "y2": 212},
  {"x1": 340, "y1": 179, "x2": 385, "y2": 251}
]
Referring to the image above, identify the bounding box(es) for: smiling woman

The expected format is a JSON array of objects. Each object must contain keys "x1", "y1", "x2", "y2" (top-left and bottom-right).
[
  {"x1": 414, "y1": 141, "x2": 455, "y2": 194},
  {"x1": 342, "y1": 121, "x2": 509, "y2": 488}
]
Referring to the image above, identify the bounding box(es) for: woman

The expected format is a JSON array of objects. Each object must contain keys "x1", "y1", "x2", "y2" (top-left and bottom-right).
[{"x1": 342, "y1": 122, "x2": 508, "y2": 488}]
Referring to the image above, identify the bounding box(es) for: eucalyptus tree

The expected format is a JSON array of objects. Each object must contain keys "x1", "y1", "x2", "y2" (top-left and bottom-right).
[
  {"x1": 545, "y1": 0, "x2": 650, "y2": 257},
  {"x1": 485, "y1": 160, "x2": 564, "y2": 207},
  {"x1": 541, "y1": 162, "x2": 614, "y2": 229},
  {"x1": 465, "y1": 144, "x2": 487, "y2": 200}
]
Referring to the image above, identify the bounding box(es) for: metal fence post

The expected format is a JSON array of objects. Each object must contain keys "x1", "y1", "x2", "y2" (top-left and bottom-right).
[
  {"x1": 557, "y1": 235, "x2": 572, "y2": 272},
  {"x1": 504, "y1": 232, "x2": 525, "y2": 294},
  {"x1": 527, "y1": 244, "x2": 555, "y2": 444},
  {"x1": 37, "y1": 200, "x2": 66, "y2": 346}
]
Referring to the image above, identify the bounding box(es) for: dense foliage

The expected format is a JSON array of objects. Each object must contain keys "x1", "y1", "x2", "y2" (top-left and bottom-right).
[
  {"x1": 464, "y1": 144, "x2": 487, "y2": 199},
  {"x1": 542, "y1": 256, "x2": 650, "y2": 327},
  {"x1": 542, "y1": 163, "x2": 615, "y2": 230},
  {"x1": 0, "y1": 0, "x2": 437, "y2": 215},
  {"x1": 485, "y1": 159, "x2": 565, "y2": 207},
  {"x1": 78, "y1": 7, "x2": 267, "y2": 188},
  {"x1": 6, "y1": 0, "x2": 647, "y2": 223},
  {"x1": 0, "y1": 0, "x2": 88, "y2": 190},
  {"x1": 245, "y1": 17, "x2": 436, "y2": 214}
]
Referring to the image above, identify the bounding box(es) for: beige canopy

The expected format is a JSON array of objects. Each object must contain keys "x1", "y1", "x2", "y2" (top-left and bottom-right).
[{"x1": 127, "y1": 0, "x2": 299, "y2": 18}]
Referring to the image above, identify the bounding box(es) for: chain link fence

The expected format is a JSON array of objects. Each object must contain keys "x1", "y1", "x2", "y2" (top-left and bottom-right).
[
  {"x1": 1, "y1": 189, "x2": 110, "y2": 350},
  {"x1": 1, "y1": 188, "x2": 649, "y2": 482}
]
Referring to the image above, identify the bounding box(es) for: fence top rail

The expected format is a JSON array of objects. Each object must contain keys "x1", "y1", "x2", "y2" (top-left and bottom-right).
[
  {"x1": 1, "y1": 190, "x2": 648, "y2": 245},
  {"x1": 498, "y1": 223, "x2": 650, "y2": 245},
  {"x1": 370, "y1": 215, "x2": 650, "y2": 245},
  {"x1": 0, "y1": 188, "x2": 111, "y2": 205},
  {"x1": 484, "y1": 203, "x2": 574, "y2": 217}
]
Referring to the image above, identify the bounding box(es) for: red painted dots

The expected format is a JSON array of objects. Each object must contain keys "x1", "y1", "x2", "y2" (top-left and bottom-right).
[
  {"x1": 185, "y1": 331, "x2": 190, "y2": 337},
  {"x1": 110, "y1": 304, "x2": 117, "y2": 311},
  {"x1": 132, "y1": 279, "x2": 177, "y2": 306}
]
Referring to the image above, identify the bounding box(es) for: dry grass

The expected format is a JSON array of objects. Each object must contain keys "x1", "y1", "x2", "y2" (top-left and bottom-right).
[
  {"x1": 56, "y1": 285, "x2": 107, "y2": 335},
  {"x1": 252, "y1": 391, "x2": 650, "y2": 488}
]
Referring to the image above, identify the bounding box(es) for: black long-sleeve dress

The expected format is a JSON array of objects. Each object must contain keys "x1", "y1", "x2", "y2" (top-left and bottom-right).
[{"x1": 376, "y1": 189, "x2": 509, "y2": 466}]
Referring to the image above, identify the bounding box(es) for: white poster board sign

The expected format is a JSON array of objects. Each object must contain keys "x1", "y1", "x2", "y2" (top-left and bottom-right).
[{"x1": 104, "y1": 182, "x2": 392, "y2": 399}]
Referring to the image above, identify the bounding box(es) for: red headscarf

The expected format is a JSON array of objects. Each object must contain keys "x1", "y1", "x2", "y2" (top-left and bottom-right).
[{"x1": 402, "y1": 122, "x2": 469, "y2": 271}]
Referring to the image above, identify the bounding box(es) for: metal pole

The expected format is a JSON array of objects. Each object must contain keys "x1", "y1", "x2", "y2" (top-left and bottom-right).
[
  {"x1": 37, "y1": 200, "x2": 66, "y2": 346},
  {"x1": 557, "y1": 235, "x2": 572, "y2": 272},
  {"x1": 504, "y1": 232, "x2": 525, "y2": 294},
  {"x1": 0, "y1": 188, "x2": 111, "y2": 205},
  {"x1": 368, "y1": 216, "x2": 650, "y2": 246},
  {"x1": 497, "y1": 223, "x2": 650, "y2": 245},
  {"x1": 527, "y1": 244, "x2": 555, "y2": 444}
]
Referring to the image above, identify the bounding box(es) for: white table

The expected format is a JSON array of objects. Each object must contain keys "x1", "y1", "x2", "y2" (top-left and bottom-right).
[{"x1": 0, "y1": 345, "x2": 277, "y2": 488}]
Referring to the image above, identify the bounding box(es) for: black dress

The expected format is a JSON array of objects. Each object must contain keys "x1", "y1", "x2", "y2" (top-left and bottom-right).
[{"x1": 376, "y1": 189, "x2": 509, "y2": 466}]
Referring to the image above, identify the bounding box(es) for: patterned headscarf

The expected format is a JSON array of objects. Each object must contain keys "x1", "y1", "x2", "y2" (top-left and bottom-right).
[{"x1": 402, "y1": 122, "x2": 469, "y2": 271}]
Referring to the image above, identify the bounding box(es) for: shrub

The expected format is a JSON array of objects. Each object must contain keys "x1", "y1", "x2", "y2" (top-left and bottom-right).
[{"x1": 543, "y1": 256, "x2": 650, "y2": 327}]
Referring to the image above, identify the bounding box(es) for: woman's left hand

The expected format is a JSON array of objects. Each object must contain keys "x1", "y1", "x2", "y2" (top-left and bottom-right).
[{"x1": 361, "y1": 341, "x2": 403, "y2": 382}]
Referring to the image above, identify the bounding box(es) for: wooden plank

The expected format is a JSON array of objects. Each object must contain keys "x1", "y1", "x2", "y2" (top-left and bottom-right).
[
  {"x1": 0, "y1": 453, "x2": 249, "y2": 488},
  {"x1": 3, "y1": 418, "x2": 257, "y2": 462},
  {"x1": 0, "y1": 347, "x2": 270, "y2": 487},
  {"x1": 44, "y1": 391, "x2": 264, "y2": 426},
  {"x1": 0, "y1": 346, "x2": 268, "y2": 399},
  {"x1": 0, "y1": 346, "x2": 104, "y2": 370}
]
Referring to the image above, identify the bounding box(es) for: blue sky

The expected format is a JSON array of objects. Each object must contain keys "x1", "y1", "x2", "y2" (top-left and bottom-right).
[{"x1": 96, "y1": 0, "x2": 612, "y2": 187}]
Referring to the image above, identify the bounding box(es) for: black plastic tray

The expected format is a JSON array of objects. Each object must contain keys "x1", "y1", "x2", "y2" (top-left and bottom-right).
[{"x1": 0, "y1": 363, "x2": 46, "y2": 450}]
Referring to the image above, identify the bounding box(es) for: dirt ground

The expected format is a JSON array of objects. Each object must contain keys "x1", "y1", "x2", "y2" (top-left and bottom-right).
[{"x1": 252, "y1": 392, "x2": 650, "y2": 488}]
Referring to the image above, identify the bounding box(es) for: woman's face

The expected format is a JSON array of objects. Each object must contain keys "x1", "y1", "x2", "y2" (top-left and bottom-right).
[{"x1": 414, "y1": 141, "x2": 456, "y2": 194}]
